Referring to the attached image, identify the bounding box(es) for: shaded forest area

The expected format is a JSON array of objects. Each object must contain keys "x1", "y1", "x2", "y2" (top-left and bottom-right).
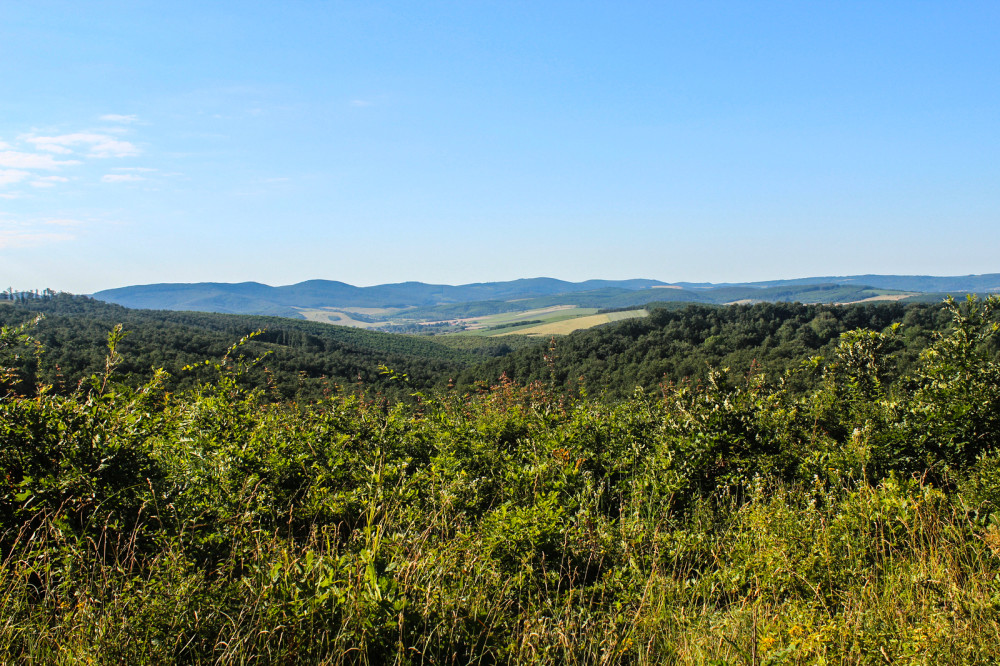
[
  {"x1": 0, "y1": 293, "x2": 525, "y2": 400},
  {"x1": 0, "y1": 293, "x2": 967, "y2": 403}
]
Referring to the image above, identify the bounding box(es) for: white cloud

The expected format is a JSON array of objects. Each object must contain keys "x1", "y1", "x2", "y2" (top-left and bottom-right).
[
  {"x1": 100, "y1": 114, "x2": 139, "y2": 124},
  {"x1": 0, "y1": 169, "x2": 31, "y2": 185},
  {"x1": 45, "y1": 218, "x2": 84, "y2": 227},
  {"x1": 350, "y1": 99, "x2": 372, "y2": 107},
  {"x1": 0, "y1": 151, "x2": 80, "y2": 169},
  {"x1": 28, "y1": 133, "x2": 139, "y2": 158},
  {"x1": 111, "y1": 166, "x2": 156, "y2": 172},
  {"x1": 29, "y1": 142, "x2": 72, "y2": 154},
  {"x1": 30, "y1": 175, "x2": 70, "y2": 188},
  {"x1": 102, "y1": 173, "x2": 144, "y2": 183},
  {"x1": 90, "y1": 138, "x2": 140, "y2": 158}
]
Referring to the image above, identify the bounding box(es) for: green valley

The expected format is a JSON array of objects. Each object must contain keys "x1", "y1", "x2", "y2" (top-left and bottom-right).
[{"x1": 89, "y1": 275, "x2": 1000, "y2": 338}]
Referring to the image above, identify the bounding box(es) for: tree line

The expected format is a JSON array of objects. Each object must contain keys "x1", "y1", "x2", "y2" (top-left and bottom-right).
[{"x1": 0, "y1": 294, "x2": 975, "y2": 405}]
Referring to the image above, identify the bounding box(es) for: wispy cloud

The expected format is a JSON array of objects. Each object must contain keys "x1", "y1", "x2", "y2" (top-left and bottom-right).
[
  {"x1": 30, "y1": 176, "x2": 70, "y2": 188},
  {"x1": 0, "y1": 220, "x2": 76, "y2": 248},
  {"x1": 350, "y1": 99, "x2": 373, "y2": 107},
  {"x1": 0, "y1": 151, "x2": 80, "y2": 169},
  {"x1": 27, "y1": 133, "x2": 139, "y2": 158},
  {"x1": 0, "y1": 119, "x2": 154, "y2": 205},
  {"x1": 45, "y1": 218, "x2": 84, "y2": 227},
  {"x1": 102, "y1": 173, "x2": 144, "y2": 183},
  {"x1": 0, "y1": 169, "x2": 31, "y2": 186},
  {"x1": 100, "y1": 114, "x2": 139, "y2": 124}
]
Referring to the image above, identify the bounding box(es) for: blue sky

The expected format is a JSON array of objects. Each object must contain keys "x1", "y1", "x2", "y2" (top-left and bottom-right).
[{"x1": 2, "y1": 1, "x2": 998, "y2": 293}]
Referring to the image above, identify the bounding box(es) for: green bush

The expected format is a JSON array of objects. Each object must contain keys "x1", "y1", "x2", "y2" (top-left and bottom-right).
[{"x1": 1, "y1": 297, "x2": 999, "y2": 663}]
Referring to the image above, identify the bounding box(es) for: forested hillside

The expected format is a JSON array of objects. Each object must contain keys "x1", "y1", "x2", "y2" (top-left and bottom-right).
[
  {"x1": 0, "y1": 293, "x2": 533, "y2": 399},
  {"x1": 380, "y1": 283, "x2": 915, "y2": 322},
  {"x1": 0, "y1": 293, "x2": 965, "y2": 404},
  {"x1": 462, "y1": 301, "x2": 958, "y2": 398},
  {"x1": 2, "y1": 296, "x2": 1000, "y2": 662},
  {"x1": 91, "y1": 278, "x2": 670, "y2": 317},
  {"x1": 85, "y1": 274, "x2": 1000, "y2": 327}
]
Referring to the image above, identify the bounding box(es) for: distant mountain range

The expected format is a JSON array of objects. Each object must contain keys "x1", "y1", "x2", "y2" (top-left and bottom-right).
[
  {"x1": 92, "y1": 274, "x2": 1000, "y2": 322},
  {"x1": 673, "y1": 274, "x2": 1000, "y2": 292},
  {"x1": 93, "y1": 278, "x2": 666, "y2": 315}
]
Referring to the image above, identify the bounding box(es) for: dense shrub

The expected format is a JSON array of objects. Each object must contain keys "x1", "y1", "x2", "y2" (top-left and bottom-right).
[{"x1": 1, "y1": 297, "x2": 999, "y2": 663}]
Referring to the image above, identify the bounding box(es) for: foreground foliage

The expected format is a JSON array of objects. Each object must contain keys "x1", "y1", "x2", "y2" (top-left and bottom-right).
[{"x1": 2, "y1": 297, "x2": 1000, "y2": 663}]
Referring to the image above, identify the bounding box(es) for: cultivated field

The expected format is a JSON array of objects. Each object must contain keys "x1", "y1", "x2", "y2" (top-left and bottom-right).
[
  {"x1": 497, "y1": 309, "x2": 648, "y2": 336},
  {"x1": 337, "y1": 306, "x2": 407, "y2": 315},
  {"x1": 463, "y1": 305, "x2": 584, "y2": 328},
  {"x1": 293, "y1": 308, "x2": 384, "y2": 328},
  {"x1": 841, "y1": 293, "x2": 917, "y2": 304},
  {"x1": 293, "y1": 303, "x2": 615, "y2": 333},
  {"x1": 294, "y1": 303, "x2": 648, "y2": 337}
]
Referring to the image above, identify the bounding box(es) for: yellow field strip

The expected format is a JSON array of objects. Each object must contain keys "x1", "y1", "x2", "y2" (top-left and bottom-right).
[
  {"x1": 837, "y1": 293, "x2": 916, "y2": 304},
  {"x1": 496, "y1": 309, "x2": 648, "y2": 336},
  {"x1": 294, "y1": 308, "x2": 383, "y2": 328}
]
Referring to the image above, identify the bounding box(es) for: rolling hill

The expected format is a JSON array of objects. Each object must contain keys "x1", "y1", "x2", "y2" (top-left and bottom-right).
[
  {"x1": 93, "y1": 278, "x2": 670, "y2": 317},
  {"x1": 93, "y1": 274, "x2": 1000, "y2": 322}
]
